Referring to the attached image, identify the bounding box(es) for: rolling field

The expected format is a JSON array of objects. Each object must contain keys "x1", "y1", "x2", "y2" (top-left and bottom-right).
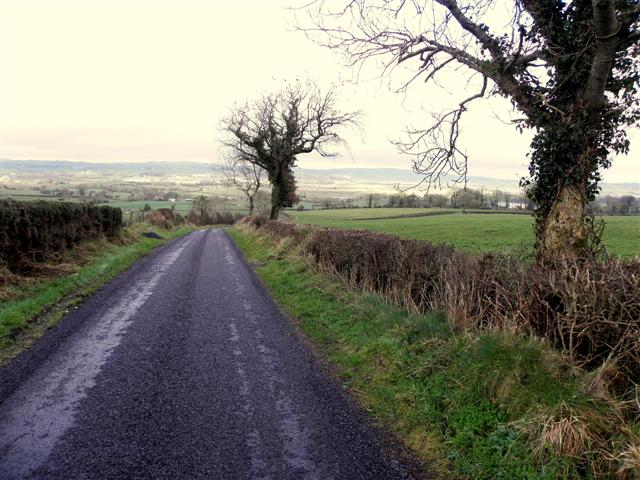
[
  {"x1": 289, "y1": 208, "x2": 640, "y2": 258},
  {"x1": 0, "y1": 193, "x2": 249, "y2": 217},
  {"x1": 0, "y1": 190, "x2": 86, "y2": 202},
  {"x1": 101, "y1": 200, "x2": 194, "y2": 212},
  {"x1": 289, "y1": 207, "x2": 453, "y2": 221}
]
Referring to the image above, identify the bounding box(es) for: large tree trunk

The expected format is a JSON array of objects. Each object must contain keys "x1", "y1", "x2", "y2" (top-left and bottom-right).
[
  {"x1": 269, "y1": 203, "x2": 279, "y2": 220},
  {"x1": 268, "y1": 167, "x2": 283, "y2": 220},
  {"x1": 536, "y1": 0, "x2": 620, "y2": 257},
  {"x1": 540, "y1": 183, "x2": 588, "y2": 256},
  {"x1": 248, "y1": 196, "x2": 254, "y2": 216},
  {"x1": 269, "y1": 166, "x2": 293, "y2": 220},
  {"x1": 269, "y1": 176, "x2": 283, "y2": 220}
]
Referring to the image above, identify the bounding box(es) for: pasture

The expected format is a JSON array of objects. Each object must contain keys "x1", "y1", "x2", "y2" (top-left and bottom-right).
[
  {"x1": 0, "y1": 189, "x2": 87, "y2": 203},
  {"x1": 101, "y1": 200, "x2": 194, "y2": 213},
  {"x1": 289, "y1": 208, "x2": 640, "y2": 258}
]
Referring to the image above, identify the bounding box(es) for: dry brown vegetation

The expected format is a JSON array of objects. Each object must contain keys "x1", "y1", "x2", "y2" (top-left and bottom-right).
[{"x1": 184, "y1": 210, "x2": 243, "y2": 226}]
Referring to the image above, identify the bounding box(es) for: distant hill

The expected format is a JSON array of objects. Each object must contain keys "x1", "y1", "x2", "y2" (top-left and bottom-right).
[
  {"x1": 0, "y1": 159, "x2": 214, "y2": 174},
  {"x1": 2, "y1": 158, "x2": 638, "y2": 195},
  {"x1": 293, "y1": 167, "x2": 524, "y2": 191}
]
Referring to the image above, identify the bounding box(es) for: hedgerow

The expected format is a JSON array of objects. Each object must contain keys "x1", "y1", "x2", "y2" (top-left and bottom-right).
[
  {"x1": 185, "y1": 210, "x2": 244, "y2": 226},
  {"x1": 234, "y1": 221, "x2": 640, "y2": 477},
  {"x1": 0, "y1": 199, "x2": 122, "y2": 271},
  {"x1": 257, "y1": 219, "x2": 640, "y2": 398}
]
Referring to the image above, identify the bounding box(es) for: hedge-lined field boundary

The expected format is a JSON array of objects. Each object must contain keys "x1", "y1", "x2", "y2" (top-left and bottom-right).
[
  {"x1": 0, "y1": 199, "x2": 122, "y2": 271},
  {"x1": 231, "y1": 226, "x2": 640, "y2": 478},
  {"x1": 242, "y1": 217, "x2": 640, "y2": 398}
]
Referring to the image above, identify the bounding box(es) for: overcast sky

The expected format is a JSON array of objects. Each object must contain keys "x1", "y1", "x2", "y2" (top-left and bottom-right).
[{"x1": 1, "y1": 0, "x2": 638, "y2": 184}]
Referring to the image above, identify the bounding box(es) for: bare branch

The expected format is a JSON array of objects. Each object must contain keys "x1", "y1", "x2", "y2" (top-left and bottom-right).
[
  {"x1": 618, "y1": 4, "x2": 640, "y2": 25},
  {"x1": 397, "y1": 75, "x2": 488, "y2": 191}
]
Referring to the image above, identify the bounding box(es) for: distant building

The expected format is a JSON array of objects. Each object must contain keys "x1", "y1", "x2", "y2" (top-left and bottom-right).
[{"x1": 497, "y1": 200, "x2": 528, "y2": 210}]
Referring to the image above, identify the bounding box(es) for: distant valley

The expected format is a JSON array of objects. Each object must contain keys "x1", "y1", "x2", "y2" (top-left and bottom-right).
[{"x1": 2, "y1": 158, "x2": 638, "y2": 196}]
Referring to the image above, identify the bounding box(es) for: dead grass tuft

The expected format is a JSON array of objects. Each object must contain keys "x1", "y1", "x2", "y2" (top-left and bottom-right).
[
  {"x1": 618, "y1": 444, "x2": 640, "y2": 479},
  {"x1": 520, "y1": 401, "x2": 633, "y2": 476},
  {"x1": 531, "y1": 403, "x2": 594, "y2": 458}
]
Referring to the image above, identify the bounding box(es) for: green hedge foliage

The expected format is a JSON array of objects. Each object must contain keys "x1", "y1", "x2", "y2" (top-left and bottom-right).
[{"x1": 0, "y1": 199, "x2": 122, "y2": 270}]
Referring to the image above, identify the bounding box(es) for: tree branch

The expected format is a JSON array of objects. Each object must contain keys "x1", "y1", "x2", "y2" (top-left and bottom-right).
[
  {"x1": 397, "y1": 75, "x2": 488, "y2": 190},
  {"x1": 585, "y1": 0, "x2": 622, "y2": 109}
]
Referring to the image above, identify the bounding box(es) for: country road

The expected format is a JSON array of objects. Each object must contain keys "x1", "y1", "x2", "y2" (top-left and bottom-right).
[{"x1": 0, "y1": 229, "x2": 419, "y2": 479}]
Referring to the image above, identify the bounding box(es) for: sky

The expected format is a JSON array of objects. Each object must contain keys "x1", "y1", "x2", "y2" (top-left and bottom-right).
[{"x1": 1, "y1": 0, "x2": 639, "y2": 185}]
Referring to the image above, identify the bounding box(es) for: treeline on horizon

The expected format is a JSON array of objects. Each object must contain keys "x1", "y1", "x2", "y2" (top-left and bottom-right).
[
  {"x1": 311, "y1": 189, "x2": 640, "y2": 215},
  {"x1": 2, "y1": 175, "x2": 638, "y2": 217}
]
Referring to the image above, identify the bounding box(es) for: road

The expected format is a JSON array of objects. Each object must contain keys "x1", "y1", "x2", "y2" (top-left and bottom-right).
[{"x1": 0, "y1": 229, "x2": 419, "y2": 479}]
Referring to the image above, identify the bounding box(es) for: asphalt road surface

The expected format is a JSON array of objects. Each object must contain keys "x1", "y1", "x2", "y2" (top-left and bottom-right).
[{"x1": 0, "y1": 230, "x2": 420, "y2": 479}]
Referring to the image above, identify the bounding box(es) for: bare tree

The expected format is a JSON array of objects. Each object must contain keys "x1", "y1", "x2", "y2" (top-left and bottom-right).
[
  {"x1": 219, "y1": 156, "x2": 264, "y2": 215},
  {"x1": 220, "y1": 81, "x2": 358, "y2": 220},
  {"x1": 190, "y1": 195, "x2": 212, "y2": 224},
  {"x1": 298, "y1": 0, "x2": 640, "y2": 255}
]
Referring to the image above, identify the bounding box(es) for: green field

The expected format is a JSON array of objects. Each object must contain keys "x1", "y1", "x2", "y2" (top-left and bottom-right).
[
  {"x1": 289, "y1": 207, "x2": 452, "y2": 221},
  {"x1": 0, "y1": 194, "x2": 246, "y2": 215},
  {"x1": 0, "y1": 190, "x2": 86, "y2": 202},
  {"x1": 289, "y1": 208, "x2": 640, "y2": 258},
  {"x1": 101, "y1": 200, "x2": 194, "y2": 212}
]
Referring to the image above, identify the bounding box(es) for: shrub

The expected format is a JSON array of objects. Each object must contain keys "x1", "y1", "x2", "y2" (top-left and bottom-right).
[
  {"x1": 237, "y1": 215, "x2": 268, "y2": 229},
  {"x1": 527, "y1": 257, "x2": 640, "y2": 389},
  {"x1": 146, "y1": 208, "x2": 183, "y2": 229},
  {"x1": 0, "y1": 199, "x2": 122, "y2": 271},
  {"x1": 212, "y1": 212, "x2": 234, "y2": 225},
  {"x1": 186, "y1": 210, "x2": 243, "y2": 226}
]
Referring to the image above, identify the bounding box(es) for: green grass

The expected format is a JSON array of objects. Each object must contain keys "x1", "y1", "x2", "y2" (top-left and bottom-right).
[
  {"x1": 101, "y1": 200, "x2": 194, "y2": 212},
  {"x1": 102, "y1": 200, "x2": 250, "y2": 216},
  {"x1": 289, "y1": 208, "x2": 640, "y2": 258},
  {"x1": 0, "y1": 192, "x2": 86, "y2": 202},
  {"x1": 229, "y1": 228, "x2": 635, "y2": 479},
  {"x1": 288, "y1": 207, "x2": 452, "y2": 221},
  {"x1": 0, "y1": 225, "x2": 197, "y2": 363}
]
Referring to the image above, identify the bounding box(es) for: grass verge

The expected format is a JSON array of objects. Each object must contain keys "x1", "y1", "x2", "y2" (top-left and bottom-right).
[
  {"x1": 229, "y1": 227, "x2": 640, "y2": 479},
  {"x1": 0, "y1": 224, "x2": 197, "y2": 364}
]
